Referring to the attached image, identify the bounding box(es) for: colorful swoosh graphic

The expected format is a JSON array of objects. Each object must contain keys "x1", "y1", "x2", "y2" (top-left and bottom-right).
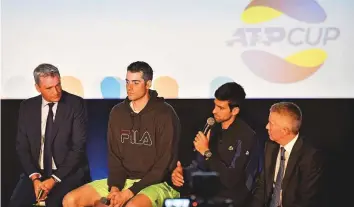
[
  {"x1": 241, "y1": 49, "x2": 327, "y2": 83},
  {"x1": 241, "y1": 0, "x2": 327, "y2": 24},
  {"x1": 240, "y1": 0, "x2": 328, "y2": 83}
]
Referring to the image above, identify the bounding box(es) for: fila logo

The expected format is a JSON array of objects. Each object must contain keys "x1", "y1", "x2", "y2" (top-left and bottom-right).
[{"x1": 120, "y1": 130, "x2": 152, "y2": 146}]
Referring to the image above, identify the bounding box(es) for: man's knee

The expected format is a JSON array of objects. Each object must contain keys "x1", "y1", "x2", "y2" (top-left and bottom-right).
[
  {"x1": 62, "y1": 190, "x2": 78, "y2": 207},
  {"x1": 62, "y1": 184, "x2": 101, "y2": 207},
  {"x1": 125, "y1": 201, "x2": 138, "y2": 207},
  {"x1": 125, "y1": 200, "x2": 142, "y2": 207},
  {"x1": 62, "y1": 187, "x2": 87, "y2": 207},
  {"x1": 9, "y1": 175, "x2": 36, "y2": 207}
]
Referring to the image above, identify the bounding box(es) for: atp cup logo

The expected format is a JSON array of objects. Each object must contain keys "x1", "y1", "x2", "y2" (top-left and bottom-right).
[{"x1": 228, "y1": 0, "x2": 340, "y2": 83}]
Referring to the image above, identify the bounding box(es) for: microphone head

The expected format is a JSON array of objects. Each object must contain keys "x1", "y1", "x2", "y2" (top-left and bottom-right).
[
  {"x1": 100, "y1": 197, "x2": 110, "y2": 205},
  {"x1": 207, "y1": 117, "x2": 215, "y2": 126}
]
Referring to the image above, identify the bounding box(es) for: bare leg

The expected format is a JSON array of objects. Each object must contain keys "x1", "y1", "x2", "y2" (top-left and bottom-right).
[
  {"x1": 93, "y1": 199, "x2": 109, "y2": 207},
  {"x1": 125, "y1": 194, "x2": 152, "y2": 207},
  {"x1": 62, "y1": 184, "x2": 101, "y2": 207}
]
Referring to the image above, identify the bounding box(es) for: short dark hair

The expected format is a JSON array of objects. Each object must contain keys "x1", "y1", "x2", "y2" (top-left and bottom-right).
[
  {"x1": 270, "y1": 102, "x2": 302, "y2": 134},
  {"x1": 214, "y1": 82, "x2": 246, "y2": 110},
  {"x1": 127, "y1": 61, "x2": 153, "y2": 81}
]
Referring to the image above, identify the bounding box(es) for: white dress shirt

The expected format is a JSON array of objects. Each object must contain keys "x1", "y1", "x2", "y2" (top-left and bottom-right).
[{"x1": 29, "y1": 98, "x2": 61, "y2": 181}]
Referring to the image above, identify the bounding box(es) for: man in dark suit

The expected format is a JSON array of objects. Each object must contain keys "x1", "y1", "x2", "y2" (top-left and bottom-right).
[
  {"x1": 9, "y1": 63, "x2": 91, "y2": 207},
  {"x1": 249, "y1": 102, "x2": 325, "y2": 207}
]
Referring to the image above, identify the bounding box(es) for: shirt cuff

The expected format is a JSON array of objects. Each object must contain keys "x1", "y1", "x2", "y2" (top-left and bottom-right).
[
  {"x1": 51, "y1": 174, "x2": 61, "y2": 183},
  {"x1": 29, "y1": 173, "x2": 42, "y2": 179}
]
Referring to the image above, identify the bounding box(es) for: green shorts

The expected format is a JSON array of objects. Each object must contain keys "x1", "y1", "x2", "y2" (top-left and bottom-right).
[{"x1": 88, "y1": 178, "x2": 180, "y2": 207}]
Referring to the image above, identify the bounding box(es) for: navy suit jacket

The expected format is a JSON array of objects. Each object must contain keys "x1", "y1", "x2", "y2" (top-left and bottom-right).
[
  {"x1": 16, "y1": 90, "x2": 90, "y2": 180},
  {"x1": 249, "y1": 137, "x2": 326, "y2": 207}
]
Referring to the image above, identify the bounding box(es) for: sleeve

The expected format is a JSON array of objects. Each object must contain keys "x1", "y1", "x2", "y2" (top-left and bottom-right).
[
  {"x1": 55, "y1": 99, "x2": 88, "y2": 179},
  {"x1": 16, "y1": 101, "x2": 39, "y2": 176},
  {"x1": 107, "y1": 109, "x2": 127, "y2": 191},
  {"x1": 292, "y1": 149, "x2": 326, "y2": 207},
  {"x1": 129, "y1": 109, "x2": 180, "y2": 195},
  {"x1": 249, "y1": 167, "x2": 266, "y2": 207},
  {"x1": 205, "y1": 133, "x2": 257, "y2": 191},
  {"x1": 249, "y1": 141, "x2": 268, "y2": 207}
]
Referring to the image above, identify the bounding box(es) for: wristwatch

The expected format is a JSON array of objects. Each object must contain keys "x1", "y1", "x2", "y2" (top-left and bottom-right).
[{"x1": 204, "y1": 149, "x2": 212, "y2": 160}]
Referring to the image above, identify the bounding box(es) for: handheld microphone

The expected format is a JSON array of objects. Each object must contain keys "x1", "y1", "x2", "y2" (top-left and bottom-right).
[
  {"x1": 202, "y1": 117, "x2": 215, "y2": 135},
  {"x1": 100, "y1": 197, "x2": 110, "y2": 205},
  {"x1": 37, "y1": 189, "x2": 44, "y2": 200},
  {"x1": 33, "y1": 189, "x2": 45, "y2": 206},
  {"x1": 193, "y1": 117, "x2": 215, "y2": 151}
]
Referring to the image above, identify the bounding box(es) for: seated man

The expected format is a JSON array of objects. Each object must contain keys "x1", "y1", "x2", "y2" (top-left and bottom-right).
[
  {"x1": 172, "y1": 82, "x2": 262, "y2": 207},
  {"x1": 9, "y1": 63, "x2": 91, "y2": 207},
  {"x1": 249, "y1": 102, "x2": 326, "y2": 207},
  {"x1": 63, "y1": 61, "x2": 181, "y2": 207}
]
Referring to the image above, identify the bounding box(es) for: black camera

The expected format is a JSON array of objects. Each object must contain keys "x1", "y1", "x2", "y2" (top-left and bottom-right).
[
  {"x1": 189, "y1": 171, "x2": 221, "y2": 198},
  {"x1": 164, "y1": 171, "x2": 235, "y2": 207}
]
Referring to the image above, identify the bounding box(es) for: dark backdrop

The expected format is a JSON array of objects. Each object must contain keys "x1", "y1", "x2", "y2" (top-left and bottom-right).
[{"x1": 2, "y1": 99, "x2": 352, "y2": 206}]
